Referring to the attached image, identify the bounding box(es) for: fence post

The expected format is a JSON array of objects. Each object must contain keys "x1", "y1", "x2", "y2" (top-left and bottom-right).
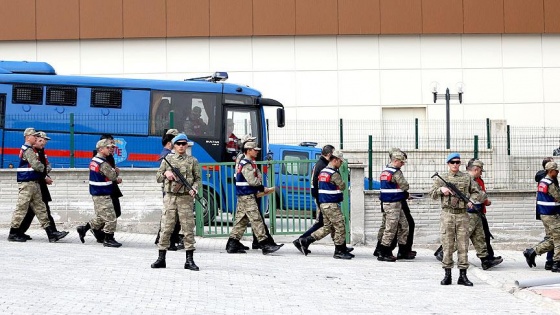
[
  {"x1": 486, "y1": 118, "x2": 491, "y2": 149},
  {"x1": 348, "y1": 163, "x2": 366, "y2": 245},
  {"x1": 169, "y1": 111, "x2": 174, "y2": 129},
  {"x1": 368, "y1": 135, "x2": 373, "y2": 190},
  {"x1": 474, "y1": 135, "x2": 479, "y2": 159},
  {"x1": 507, "y1": 125, "x2": 511, "y2": 156},
  {"x1": 339, "y1": 118, "x2": 344, "y2": 150},
  {"x1": 69, "y1": 113, "x2": 75, "y2": 168},
  {"x1": 415, "y1": 118, "x2": 419, "y2": 150}
]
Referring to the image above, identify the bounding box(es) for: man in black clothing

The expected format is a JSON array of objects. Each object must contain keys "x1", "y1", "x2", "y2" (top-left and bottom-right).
[
  {"x1": 90, "y1": 134, "x2": 123, "y2": 243},
  {"x1": 19, "y1": 132, "x2": 69, "y2": 239}
]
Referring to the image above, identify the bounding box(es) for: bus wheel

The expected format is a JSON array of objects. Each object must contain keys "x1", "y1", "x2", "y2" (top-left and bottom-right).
[{"x1": 202, "y1": 189, "x2": 216, "y2": 225}]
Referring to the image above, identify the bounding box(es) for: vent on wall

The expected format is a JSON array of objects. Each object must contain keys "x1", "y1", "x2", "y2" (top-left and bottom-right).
[
  {"x1": 91, "y1": 88, "x2": 122, "y2": 108},
  {"x1": 12, "y1": 84, "x2": 43, "y2": 105},
  {"x1": 46, "y1": 86, "x2": 77, "y2": 106}
]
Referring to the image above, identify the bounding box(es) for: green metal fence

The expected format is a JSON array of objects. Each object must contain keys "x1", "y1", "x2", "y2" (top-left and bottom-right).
[
  {"x1": 195, "y1": 160, "x2": 350, "y2": 242},
  {"x1": 268, "y1": 119, "x2": 560, "y2": 191}
]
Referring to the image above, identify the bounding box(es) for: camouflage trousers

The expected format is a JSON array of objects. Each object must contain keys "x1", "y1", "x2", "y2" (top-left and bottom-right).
[
  {"x1": 11, "y1": 181, "x2": 50, "y2": 229},
  {"x1": 534, "y1": 214, "x2": 560, "y2": 261},
  {"x1": 380, "y1": 202, "x2": 409, "y2": 247},
  {"x1": 158, "y1": 193, "x2": 195, "y2": 251},
  {"x1": 440, "y1": 210, "x2": 470, "y2": 269},
  {"x1": 89, "y1": 195, "x2": 117, "y2": 234},
  {"x1": 230, "y1": 195, "x2": 267, "y2": 242},
  {"x1": 376, "y1": 211, "x2": 387, "y2": 241},
  {"x1": 446, "y1": 213, "x2": 489, "y2": 259},
  {"x1": 311, "y1": 203, "x2": 346, "y2": 245}
]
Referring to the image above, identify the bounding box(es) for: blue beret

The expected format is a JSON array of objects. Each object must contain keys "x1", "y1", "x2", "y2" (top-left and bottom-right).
[
  {"x1": 172, "y1": 133, "x2": 189, "y2": 144},
  {"x1": 446, "y1": 152, "x2": 461, "y2": 163}
]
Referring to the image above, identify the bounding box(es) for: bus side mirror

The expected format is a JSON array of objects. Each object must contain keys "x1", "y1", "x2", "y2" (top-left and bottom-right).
[{"x1": 277, "y1": 108, "x2": 285, "y2": 128}]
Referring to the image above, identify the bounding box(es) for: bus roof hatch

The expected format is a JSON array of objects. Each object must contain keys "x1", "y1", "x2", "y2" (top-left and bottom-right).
[{"x1": 0, "y1": 60, "x2": 57, "y2": 75}]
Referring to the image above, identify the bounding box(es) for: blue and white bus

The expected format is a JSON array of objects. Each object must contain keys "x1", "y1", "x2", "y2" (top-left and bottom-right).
[{"x1": 0, "y1": 60, "x2": 285, "y2": 223}]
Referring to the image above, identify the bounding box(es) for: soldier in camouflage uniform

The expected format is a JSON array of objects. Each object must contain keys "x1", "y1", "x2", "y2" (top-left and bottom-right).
[
  {"x1": 429, "y1": 153, "x2": 484, "y2": 286},
  {"x1": 298, "y1": 151, "x2": 353, "y2": 259},
  {"x1": 226, "y1": 140, "x2": 281, "y2": 255},
  {"x1": 524, "y1": 161, "x2": 560, "y2": 272},
  {"x1": 434, "y1": 159, "x2": 503, "y2": 270},
  {"x1": 76, "y1": 139, "x2": 122, "y2": 248},
  {"x1": 19, "y1": 131, "x2": 69, "y2": 240},
  {"x1": 8, "y1": 128, "x2": 67, "y2": 243},
  {"x1": 151, "y1": 134, "x2": 201, "y2": 270},
  {"x1": 377, "y1": 150, "x2": 410, "y2": 262},
  {"x1": 232, "y1": 135, "x2": 282, "y2": 252}
]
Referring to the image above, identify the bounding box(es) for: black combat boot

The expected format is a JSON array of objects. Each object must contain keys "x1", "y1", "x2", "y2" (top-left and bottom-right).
[
  {"x1": 293, "y1": 238, "x2": 312, "y2": 255},
  {"x1": 151, "y1": 250, "x2": 166, "y2": 268},
  {"x1": 8, "y1": 228, "x2": 27, "y2": 242},
  {"x1": 103, "y1": 233, "x2": 122, "y2": 248},
  {"x1": 481, "y1": 256, "x2": 503, "y2": 270},
  {"x1": 45, "y1": 226, "x2": 68, "y2": 242},
  {"x1": 298, "y1": 236, "x2": 316, "y2": 256},
  {"x1": 226, "y1": 238, "x2": 246, "y2": 254},
  {"x1": 551, "y1": 261, "x2": 560, "y2": 273},
  {"x1": 76, "y1": 223, "x2": 91, "y2": 243},
  {"x1": 260, "y1": 239, "x2": 282, "y2": 255},
  {"x1": 333, "y1": 244, "x2": 353, "y2": 260},
  {"x1": 457, "y1": 269, "x2": 473, "y2": 286},
  {"x1": 523, "y1": 248, "x2": 537, "y2": 268},
  {"x1": 397, "y1": 244, "x2": 415, "y2": 260},
  {"x1": 377, "y1": 245, "x2": 397, "y2": 262},
  {"x1": 441, "y1": 268, "x2": 452, "y2": 285},
  {"x1": 252, "y1": 234, "x2": 261, "y2": 249},
  {"x1": 373, "y1": 240, "x2": 382, "y2": 257},
  {"x1": 546, "y1": 260, "x2": 554, "y2": 271},
  {"x1": 89, "y1": 228, "x2": 104, "y2": 243},
  {"x1": 22, "y1": 233, "x2": 32, "y2": 240},
  {"x1": 434, "y1": 245, "x2": 444, "y2": 262},
  {"x1": 185, "y1": 250, "x2": 200, "y2": 271}
]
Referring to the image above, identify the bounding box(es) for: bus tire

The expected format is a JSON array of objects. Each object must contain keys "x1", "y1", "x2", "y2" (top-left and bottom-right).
[{"x1": 202, "y1": 188, "x2": 216, "y2": 225}]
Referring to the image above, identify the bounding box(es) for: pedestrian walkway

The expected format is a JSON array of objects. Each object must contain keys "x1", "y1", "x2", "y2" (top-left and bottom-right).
[{"x1": 1, "y1": 229, "x2": 559, "y2": 315}]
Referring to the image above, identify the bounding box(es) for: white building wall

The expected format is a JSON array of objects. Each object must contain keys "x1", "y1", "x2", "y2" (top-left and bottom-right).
[{"x1": 1, "y1": 34, "x2": 559, "y2": 125}]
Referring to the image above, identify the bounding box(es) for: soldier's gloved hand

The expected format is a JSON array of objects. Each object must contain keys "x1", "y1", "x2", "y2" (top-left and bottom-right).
[
  {"x1": 189, "y1": 189, "x2": 197, "y2": 197},
  {"x1": 441, "y1": 187, "x2": 452, "y2": 195}
]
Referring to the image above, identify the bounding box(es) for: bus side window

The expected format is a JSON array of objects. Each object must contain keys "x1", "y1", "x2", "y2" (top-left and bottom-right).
[
  {"x1": 152, "y1": 98, "x2": 172, "y2": 136},
  {"x1": 282, "y1": 151, "x2": 309, "y2": 176}
]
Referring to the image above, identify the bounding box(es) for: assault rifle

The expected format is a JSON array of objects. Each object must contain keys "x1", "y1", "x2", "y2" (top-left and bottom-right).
[
  {"x1": 161, "y1": 155, "x2": 208, "y2": 211},
  {"x1": 431, "y1": 172, "x2": 493, "y2": 238}
]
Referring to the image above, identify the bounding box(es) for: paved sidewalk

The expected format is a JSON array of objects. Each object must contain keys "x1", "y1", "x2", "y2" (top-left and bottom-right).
[{"x1": 1, "y1": 229, "x2": 559, "y2": 315}]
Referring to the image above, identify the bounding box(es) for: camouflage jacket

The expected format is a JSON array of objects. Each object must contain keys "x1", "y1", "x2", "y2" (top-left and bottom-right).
[
  {"x1": 156, "y1": 153, "x2": 201, "y2": 194},
  {"x1": 429, "y1": 170, "x2": 485, "y2": 212}
]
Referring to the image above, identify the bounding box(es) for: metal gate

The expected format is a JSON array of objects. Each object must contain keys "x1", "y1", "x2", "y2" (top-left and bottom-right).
[{"x1": 195, "y1": 159, "x2": 350, "y2": 241}]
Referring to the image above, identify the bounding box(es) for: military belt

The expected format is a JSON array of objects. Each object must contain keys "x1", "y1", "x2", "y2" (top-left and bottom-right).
[{"x1": 442, "y1": 207, "x2": 466, "y2": 214}]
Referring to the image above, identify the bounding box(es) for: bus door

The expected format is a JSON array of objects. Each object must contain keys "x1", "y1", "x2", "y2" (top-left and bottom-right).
[
  {"x1": 0, "y1": 94, "x2": 5, "y2": 166},
  {"x1": 222, "y1": 107, "x2": 260, "y2": 213}
]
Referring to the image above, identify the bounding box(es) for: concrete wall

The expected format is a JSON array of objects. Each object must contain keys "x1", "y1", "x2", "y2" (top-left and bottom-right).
[
  {"x1": 0, "y1": 167, "x2": 546, "y2": 244},
  {"x1": 0, "y1": 169, "x2": 163, "y2": 233},
  {"x1": 362, "y1": 190, "x2": 541, "y2": 246}
]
